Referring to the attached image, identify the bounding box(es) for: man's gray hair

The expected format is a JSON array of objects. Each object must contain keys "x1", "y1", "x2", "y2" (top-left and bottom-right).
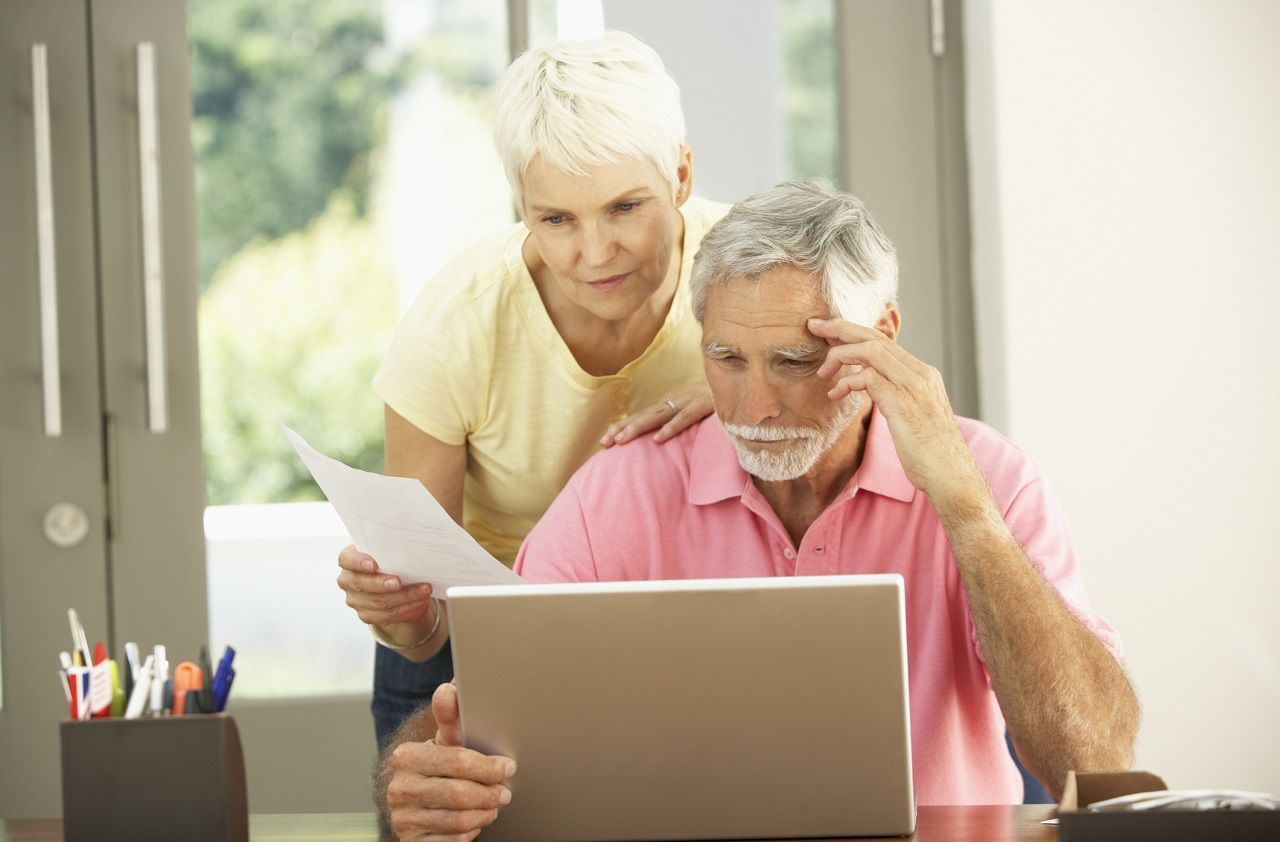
[{"x1": 690, "y1": 180, "x2": 899, "y2": 325}]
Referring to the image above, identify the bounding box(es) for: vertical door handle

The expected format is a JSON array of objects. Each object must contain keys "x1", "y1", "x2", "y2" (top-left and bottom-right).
[
  {"x1": 32, "y1": 44, "x2": 62, "y2": 438},
  {"x1": 136, "y1": 43, "x2": 168, "y2": 433}
]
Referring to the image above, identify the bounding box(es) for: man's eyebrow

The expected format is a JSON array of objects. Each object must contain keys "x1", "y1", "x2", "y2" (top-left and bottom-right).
[
  {"x1": 703, "y1": 341, "x2": 738, "y2": 356},
  {"x1": 772, "y1": 344, "x2": 824, "y2": 360}
]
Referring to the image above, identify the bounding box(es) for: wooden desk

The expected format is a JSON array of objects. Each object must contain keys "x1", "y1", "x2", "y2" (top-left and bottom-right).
[{"x1": 1, "y1": 805, "x2": 1057, "y2": 841}]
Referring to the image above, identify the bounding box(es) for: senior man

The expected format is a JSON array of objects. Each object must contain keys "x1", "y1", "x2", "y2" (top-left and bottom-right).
[{"x1": 376, "y1": 180, "x2": 1139, "y2": 839}]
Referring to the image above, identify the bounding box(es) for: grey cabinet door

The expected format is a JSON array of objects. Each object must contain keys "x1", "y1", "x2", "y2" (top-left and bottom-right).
[
  {"x1": 0, "y1": 0, "x2": 112, "y2": 817},
  {"x1": 89, "y1": 0, "x2": 209, "y2": 665}
]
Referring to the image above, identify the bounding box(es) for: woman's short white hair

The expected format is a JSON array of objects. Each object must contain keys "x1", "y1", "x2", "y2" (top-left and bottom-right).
[
  {"x1": 690, "y1": 180, "x2": 899, "y2": 326},
  {"x1": 492, "y1": 31, "x2": 686, "y2": 201}
]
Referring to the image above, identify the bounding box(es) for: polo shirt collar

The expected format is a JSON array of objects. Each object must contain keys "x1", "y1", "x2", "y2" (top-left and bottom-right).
[
  {"x1": 850, "y1": 408, "x2": 917, "y2": 503},
  {"x1": 688, "y1": 409, "x2": 916, "y2": 506}
]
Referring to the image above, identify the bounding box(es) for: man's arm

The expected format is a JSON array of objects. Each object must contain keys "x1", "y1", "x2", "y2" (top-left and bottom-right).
[
  {"x1": 376, "y1": 684, "x2": 516, "y2": 840},
  {"x1": 810, "y1": 317, "x2": 1139, "y2": 799},
  {"x1": 931, "y1": 471, "x2": 1139, "y2": 797}
]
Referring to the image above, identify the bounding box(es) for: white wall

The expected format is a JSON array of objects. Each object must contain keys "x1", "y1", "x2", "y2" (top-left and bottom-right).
[
  {"x1": 603, "y1": 0, "x2": 787, "y2": 204},
  {"x1": 966, "y1": 1, "x2": 1280, "y2": 793}
]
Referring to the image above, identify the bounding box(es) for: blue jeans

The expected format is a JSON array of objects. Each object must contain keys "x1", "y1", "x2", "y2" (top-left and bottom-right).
[{"x1": 372, "y1": 640, "x2": 454, "y2": 751}]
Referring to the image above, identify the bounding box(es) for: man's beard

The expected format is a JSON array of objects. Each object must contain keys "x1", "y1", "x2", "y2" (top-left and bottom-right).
[{"x1": 722, "y1": 394, "x2": 863, "y2": 482}]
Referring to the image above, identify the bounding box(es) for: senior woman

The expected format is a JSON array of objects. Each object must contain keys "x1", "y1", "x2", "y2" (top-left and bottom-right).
[{"x1": 335, "y1": 32, "x2": 726, "y2": 749}]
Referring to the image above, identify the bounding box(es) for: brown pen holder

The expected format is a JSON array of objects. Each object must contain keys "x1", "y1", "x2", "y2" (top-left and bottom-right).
[{"x1": 59, "y1": 714, "x2": 249, "y2": 842}]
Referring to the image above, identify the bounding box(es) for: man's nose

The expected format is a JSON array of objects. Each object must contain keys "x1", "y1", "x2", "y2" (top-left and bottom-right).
[{"x1": 738, "y1": 368, "x2": 783, "y2": 426}]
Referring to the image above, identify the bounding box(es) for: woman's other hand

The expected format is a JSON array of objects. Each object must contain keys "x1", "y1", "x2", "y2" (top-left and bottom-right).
[{"x1": 599, "y1": 380, "x2": 714, "y2": 447}]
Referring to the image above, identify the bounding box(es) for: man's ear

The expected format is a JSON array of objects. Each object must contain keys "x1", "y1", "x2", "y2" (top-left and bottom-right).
[
  {"x1": 876, "y1": 306, "x2": 902, "y2": 341},
  {"x1": 673, "y1": 145, "x2": 694, "y2": 207}
]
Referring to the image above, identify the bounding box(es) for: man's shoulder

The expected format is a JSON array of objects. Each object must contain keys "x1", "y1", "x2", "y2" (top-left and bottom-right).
[
  {"x1": 567, "y1": 417, "x2": 709, "y2": 497},
  {"x1": 954, "y1": 415, "x2": 1046, "y2": 492}
]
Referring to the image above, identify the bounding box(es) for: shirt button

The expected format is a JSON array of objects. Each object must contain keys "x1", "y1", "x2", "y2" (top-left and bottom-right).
[
  {"x1": 813, "y1": 546, "x2": 825, "y2": 553},
  {"x1": 783, "y1": 548, "x2": 796, "y2": 560}
]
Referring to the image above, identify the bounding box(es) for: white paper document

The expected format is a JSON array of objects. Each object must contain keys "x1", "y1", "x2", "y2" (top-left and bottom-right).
[{"x1": 285, "y1": 426, "x2": 525, "y2": 595}]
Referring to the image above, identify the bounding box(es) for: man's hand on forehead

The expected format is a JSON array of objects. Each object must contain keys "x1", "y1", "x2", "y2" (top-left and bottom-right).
[{"x1": 805, "y1": 316, "x2": 978, "y2": 500}]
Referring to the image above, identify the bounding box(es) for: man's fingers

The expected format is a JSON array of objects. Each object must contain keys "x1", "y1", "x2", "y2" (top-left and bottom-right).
[
  {"x1": 389, "y1": 771, "x2": 510, "y2": 811},
  {"x1": 818, "y1": 342, "x2": 915, "y2": 390},
  {"x1": 391, "y1": 740, "x2": 516, "y2": 786},
  {"x1": 807, "y1": 316, "x2": 883, "y2": 345},
  {"x1": 389, "y1": 805, "x2": 496, "y2": 842},
  {"x1": 826, "y1": 365, "x2": 883, "y2": 401},
  {"x1": 432, "y1": 683, "x2": 463, "y2": 746}
]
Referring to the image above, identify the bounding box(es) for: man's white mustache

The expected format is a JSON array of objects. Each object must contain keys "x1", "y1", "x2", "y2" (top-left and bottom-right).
[{"x1": 722, "y1": 423, "x2": 818, "y2": 442}]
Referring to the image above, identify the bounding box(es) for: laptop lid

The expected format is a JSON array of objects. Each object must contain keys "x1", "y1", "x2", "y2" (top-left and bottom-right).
[{"x1": 448, "y1": 575, "x2": 916, "y2": 841}]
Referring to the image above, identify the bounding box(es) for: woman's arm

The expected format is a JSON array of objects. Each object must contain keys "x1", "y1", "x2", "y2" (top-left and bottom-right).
[{"x1": 334, "y1": 405, "x2": 464, "y2": 662}]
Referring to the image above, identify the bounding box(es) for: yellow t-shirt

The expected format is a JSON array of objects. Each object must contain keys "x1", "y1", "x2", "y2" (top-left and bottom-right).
[{"x1": 373, "y1": 196, "x2": 729, "y2": 564}]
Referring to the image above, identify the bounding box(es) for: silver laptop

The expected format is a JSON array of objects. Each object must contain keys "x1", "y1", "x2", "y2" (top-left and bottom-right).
[{"x1": 447, "y1": 575, "x2": 916, "y2": 841}]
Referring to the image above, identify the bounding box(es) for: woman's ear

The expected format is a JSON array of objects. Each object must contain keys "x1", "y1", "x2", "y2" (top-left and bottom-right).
[
  {"x1": 875, "y1": 306, "x2": 902, "y2": 341},
  {"x1": 674, "y1": 145, "x2": 694, "y2": 207}
]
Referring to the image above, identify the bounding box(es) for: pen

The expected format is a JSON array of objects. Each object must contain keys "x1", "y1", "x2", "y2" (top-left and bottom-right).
[
  {"x1": 212, "y1": 646, "x2": 236, "y2": 712},
  {"x1": 198, "y1": 645, "x2": 215, "y2": 714},
  {"x1": 172, "y1": 662, "x2": 203, "y2": 716},
  {"x1": 123, "y1": 642, "x2": 141, "y2": 698},
  {"x1": 59, "y1": 651, "x2": 73, "y2": 704},
  {"x1": 67, "y1": 608, "x2": 91, "y2": 667},
  {"x1": 150, "y1": 645, "x2": 169, "y2": 715},
  {"x1": 124, "y1": 655, "x2": 154, "y2": 719}
]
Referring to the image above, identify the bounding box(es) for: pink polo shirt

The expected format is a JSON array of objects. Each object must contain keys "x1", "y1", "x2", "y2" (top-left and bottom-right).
[{"x1": 514, "y1": 411, "x2": 1123, "y2": 805}]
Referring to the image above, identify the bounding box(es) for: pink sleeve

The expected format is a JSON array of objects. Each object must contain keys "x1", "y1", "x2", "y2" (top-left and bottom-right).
[
  {"x1": 974, "y1": 475, "x2": 1124, "y2": 662},
  {"x1": 513, "y1": 480, "x2": 600, "y2": 584}
]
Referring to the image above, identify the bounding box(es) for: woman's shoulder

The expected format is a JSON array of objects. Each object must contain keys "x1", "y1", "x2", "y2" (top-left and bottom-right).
[
  {"x1": 398, "y1": 222, "x2": 529, "y2": 328},
  {"x1": 427, "y1": 223, "x2": 528, "y2": 297},
  {"x1": 681, "y1": 195, "x2": 732, "y2": 235}
]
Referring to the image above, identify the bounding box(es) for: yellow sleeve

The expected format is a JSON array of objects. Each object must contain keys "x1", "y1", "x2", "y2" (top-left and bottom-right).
[{"x1": 373, "y1": 271, "x2": 493, "y2": 447}]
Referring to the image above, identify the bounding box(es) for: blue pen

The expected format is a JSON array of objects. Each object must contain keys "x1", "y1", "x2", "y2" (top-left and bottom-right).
[
  {"x1": 214, "y1": 666, "x2": 236, "y2": 712},
  {"x1": 212, "y1": 646, "x2": 236, "y2": 712}
]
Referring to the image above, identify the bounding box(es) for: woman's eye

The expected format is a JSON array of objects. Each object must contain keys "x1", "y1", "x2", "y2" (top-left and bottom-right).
[
  {"x1": 615, "y1": 201, "x2": 639, "y2": 212},
  {"x1": 543, "y1": 214, "x2": 566, "y2": 226}
]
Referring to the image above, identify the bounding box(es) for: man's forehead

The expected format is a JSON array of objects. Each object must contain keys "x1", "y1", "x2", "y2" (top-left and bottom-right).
[{"x1": 702, "y1": 269, "x2": 830, "y2": 336}]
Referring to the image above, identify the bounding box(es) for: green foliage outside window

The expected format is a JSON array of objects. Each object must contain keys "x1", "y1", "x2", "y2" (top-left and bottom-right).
[
  {"x1": 189, "y1": 0, "x2": 403, "y2": 290},
  {"x1": 782, "y1": 0, "x2": 840, "y2": 184},
  {"x1": 190, "y1": 0, "x2": 402, "y2": 504},
  {"x1": 200, "y1": 193, "x2": 395, "y2": 504}
]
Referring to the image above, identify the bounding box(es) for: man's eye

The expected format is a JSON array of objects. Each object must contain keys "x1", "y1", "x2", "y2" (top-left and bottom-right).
[
  {"x1": 543, "y1": 214, "x2": 566, "y2": 226},
  {"x1": 615, "y1": 201, "x2": 639, "y2": 212}
]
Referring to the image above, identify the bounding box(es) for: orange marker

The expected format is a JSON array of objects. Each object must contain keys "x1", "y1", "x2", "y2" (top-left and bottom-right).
[{"x1": 172, "y1": 661, "x2": 204, "y2": 716}]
